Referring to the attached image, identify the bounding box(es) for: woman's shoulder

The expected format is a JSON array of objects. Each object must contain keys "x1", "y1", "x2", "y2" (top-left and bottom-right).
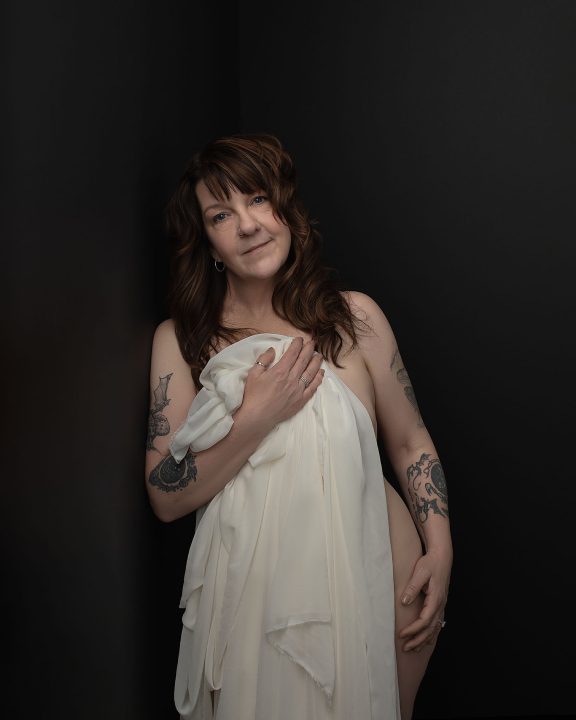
[
  {"x1": 154, "y1": 317, "x2": 176, "y2": 337},
  {"x1": 151, "y1": 318, "x2": 187, "y2": 364},
  {"x1": 338, "y1": 290, "x2": 397, "y2": 357},
  {"x1": 339, "y1": 290, "x2": 389, "y2": 328},
  {"x1": 149, "y1": 317, "x2": 196, "y2": 394}
]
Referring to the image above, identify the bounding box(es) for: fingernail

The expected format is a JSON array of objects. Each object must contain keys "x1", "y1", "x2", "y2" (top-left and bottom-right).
[{"x1": 401, "y1": 594, "x2": 410, "y2": 605}]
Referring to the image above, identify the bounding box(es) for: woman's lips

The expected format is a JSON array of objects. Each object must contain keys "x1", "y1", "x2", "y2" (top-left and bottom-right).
[{"x1": 244, "y1": 239, "x2": 271, "y2": 254}]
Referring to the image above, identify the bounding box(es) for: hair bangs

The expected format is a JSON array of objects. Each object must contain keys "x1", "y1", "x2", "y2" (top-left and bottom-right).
[{"x1": 201, "y1": 152, "x2": 271, "y2": 202}]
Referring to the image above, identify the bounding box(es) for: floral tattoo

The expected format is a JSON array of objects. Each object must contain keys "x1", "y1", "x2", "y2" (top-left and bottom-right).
[
  {"x1": 406, "y1": 452, "x2": 449, "y2": 523},
  {"x1": 148, "y1": 448, "x2": 198, "y2": 493}
]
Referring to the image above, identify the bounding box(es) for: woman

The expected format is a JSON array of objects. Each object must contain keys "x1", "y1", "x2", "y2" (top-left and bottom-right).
[{"x1": 145, "y1": 133, "x2": 452, "y2": 720}]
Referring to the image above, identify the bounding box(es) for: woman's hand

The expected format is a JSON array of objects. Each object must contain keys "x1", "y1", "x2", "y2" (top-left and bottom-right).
[
  {"x1": 239, "y1": 337, "x2": 325, "y2": 432},
  {"x1": 398, "y1": 545, "x2": 452, "y2": 652}
]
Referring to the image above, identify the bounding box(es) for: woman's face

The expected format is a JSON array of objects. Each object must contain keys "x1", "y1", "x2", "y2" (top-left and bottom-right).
[{"x1": 195, "y1": 179, "x2": 292, "y2": 282}]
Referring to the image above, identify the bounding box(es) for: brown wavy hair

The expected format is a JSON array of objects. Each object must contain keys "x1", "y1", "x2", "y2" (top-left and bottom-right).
[{"x1": 166, "y1": 133, "x2": 368, "y2": 390}]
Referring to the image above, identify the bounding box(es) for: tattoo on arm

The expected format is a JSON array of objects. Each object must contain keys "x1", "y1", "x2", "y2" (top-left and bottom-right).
[
  {"x1": 149, "y1": 447, "x2": 198, "y2": 493},
  {"x1": 406, "y1": 452, "x2": 449, "y2": 524},
  {"x1": 147, "y1": 373, "x2": 173, "y2": 453},
  {"x1": 390, "y1": 347, "x2": 424, "y2": 427}
]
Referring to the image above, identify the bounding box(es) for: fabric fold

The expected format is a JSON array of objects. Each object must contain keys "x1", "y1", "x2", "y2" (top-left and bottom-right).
[
  {"x1": 170, "y1": 333, "x2": 400, "y2": 720},
  {"x1": 263, "y1": 390, "x2": 335, "y2": 701}
]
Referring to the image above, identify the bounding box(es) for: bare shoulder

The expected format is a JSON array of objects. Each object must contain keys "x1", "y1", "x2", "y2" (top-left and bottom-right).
[
  {"x1": 150, "y1": 318, "x2": 194, "y2": 388},
  {"x1": 151, "y1": 318, "x2": 187, "y2": 360},
  {"x1": 339, "y1": 290, "x2": 396, "y2": 351},
  {"x1": 339, "y1": 292, "x2": 428, "y2": 445},
  {"x1": 153, "y1": 317, "x2": 177, "y2": 346}
]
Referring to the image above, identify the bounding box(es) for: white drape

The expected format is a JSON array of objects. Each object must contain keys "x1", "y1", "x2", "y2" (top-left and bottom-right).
[{"x1": 170, "y1": 333, "x2": 400, "y2": 720}]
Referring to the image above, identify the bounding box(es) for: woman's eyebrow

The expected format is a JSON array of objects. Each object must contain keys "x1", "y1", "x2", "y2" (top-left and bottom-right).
[
  {"x1": 203, "y1": 203, "x2": 225, "y2": 215},
  {"x1": 203, "y1": 192, "x2": 262, "y2": 215}
]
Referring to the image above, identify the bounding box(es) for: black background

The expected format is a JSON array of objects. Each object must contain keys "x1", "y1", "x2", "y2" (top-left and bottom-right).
[{"x1": 2, "y1": 1, "x2": 574, "y2": 718}]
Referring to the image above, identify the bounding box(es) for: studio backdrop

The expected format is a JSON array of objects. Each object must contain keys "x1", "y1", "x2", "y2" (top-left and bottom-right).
[{"x1": 3, "y1": 1, "x2": 574, "y2": 718}]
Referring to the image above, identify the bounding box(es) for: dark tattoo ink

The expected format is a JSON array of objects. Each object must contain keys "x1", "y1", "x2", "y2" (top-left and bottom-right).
[
  {"x1": 397, "y1": 367, "x2": 410, "y2": 384},
  {"x1": 149, "y1": 448, "x2": 198, "y2": 492},
  {"x1": 147, "y1": 373, "x2": 173, "y2": 452},
  {"x1": 406, "y1": 452, "x2": 449, "y2": 524},
  {"x1": 390, "y1": 346, "x2": 424, "y2": 427},
  {"x1": 403, "y1": 386, "x2": 421, "y2": 416}
]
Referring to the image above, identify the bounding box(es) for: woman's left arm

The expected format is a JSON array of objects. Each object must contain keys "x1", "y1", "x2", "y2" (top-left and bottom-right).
[{"x1": 347, "y1": 291, "x2": 453, "y2": 652}]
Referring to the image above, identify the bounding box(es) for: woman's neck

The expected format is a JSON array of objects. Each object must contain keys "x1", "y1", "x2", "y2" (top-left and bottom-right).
[{"x1": 222, "y1": 279, "x2": 278, "y2": 325}]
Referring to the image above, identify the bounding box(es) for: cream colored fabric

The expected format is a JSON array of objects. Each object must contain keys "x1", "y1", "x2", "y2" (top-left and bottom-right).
[{"x1": 170, "y1": 333, "x2": 400, "y2": 720}]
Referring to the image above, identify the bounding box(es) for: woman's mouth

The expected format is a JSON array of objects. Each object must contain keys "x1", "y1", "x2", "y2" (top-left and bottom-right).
[{"x1": 244, "y1": 240, "x2": 271, "y2": 254}]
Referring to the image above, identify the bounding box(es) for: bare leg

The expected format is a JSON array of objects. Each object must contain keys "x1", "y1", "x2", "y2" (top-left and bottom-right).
[{"x1": 384, "y1": 479, "x2": 438, "y2": 720}]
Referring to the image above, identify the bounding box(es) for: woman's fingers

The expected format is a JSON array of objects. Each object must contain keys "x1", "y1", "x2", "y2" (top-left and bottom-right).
[
  {"x1": 404, "y1": 618, "x2": 443, "y2": 652},
  {"x1": 302, "y1": 368, "x2": 325, "y2": 400},
  {"x1": 399, "y1": 609, "x2": 433, "y2": 640},
  {"x1": 296, "y1": 353, "x2": 324, "y2": 390},
  {"x1": 252, "y1": 346, "x2": 275, "y2": 373},
  {"x1": 305, "y1": 348, "x2": 325, "y2": 376},
  {"x1": 246, "y1": 338, "x2": 325, "y2": 423},
  {"x1": 263, "y1": 337, "x2": 324, "y2": 387},
  {"x1": 273, "y1": 336, "x2": 306, "y2": 373},
  {"x1": 290, "y1": 340, "x2": 323, "y2": 383},
  {"x1": 272, "y1": 337, "x2": 320, "y2": 379},
  {"x1": 400, "y1": 591, "x2": 446, "y2": 652}
]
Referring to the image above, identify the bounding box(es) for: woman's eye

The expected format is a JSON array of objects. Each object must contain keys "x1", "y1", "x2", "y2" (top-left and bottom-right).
[
  {"x1": 212, "y1": 212, "x2": 228, "y2": 224},
  {"x1": 251, "y1": 195, "x2": 267, "y2": 205}
]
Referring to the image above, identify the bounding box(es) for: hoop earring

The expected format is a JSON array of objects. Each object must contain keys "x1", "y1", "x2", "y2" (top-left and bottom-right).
[{"x1": 214, "y1": 259, "x2": 225, "y2": 273}]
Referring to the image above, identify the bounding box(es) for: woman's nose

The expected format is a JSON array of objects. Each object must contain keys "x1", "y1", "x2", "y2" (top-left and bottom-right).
[{"x1": 237, "y1": 207, "x2": 260, "y2": 236}]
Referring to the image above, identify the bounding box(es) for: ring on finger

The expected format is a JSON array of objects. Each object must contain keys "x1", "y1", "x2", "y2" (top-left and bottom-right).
[{"x1": 299, "y1": 373, "x2": 311, "y2": 389}]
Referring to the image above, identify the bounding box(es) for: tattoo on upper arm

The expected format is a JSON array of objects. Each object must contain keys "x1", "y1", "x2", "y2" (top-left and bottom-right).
[
  {"x1": 406, "y1": 452, "x2": 449, "y2": 523},
  {"x1": 390, "y1": 347, "x2": 424, "y2": 427},
  {"x1": 147, "y1": 373, "x2": 173, "y2": 452},
  {"x1": 149, "y1": 448, "x2": 198, "y2": 492}
]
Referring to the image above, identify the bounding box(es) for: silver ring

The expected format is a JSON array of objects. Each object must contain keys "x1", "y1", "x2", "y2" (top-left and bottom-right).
[
  {"x1": 299, "y1": 373, "x2": 310, "y2": 389},
  {"x1": 255, "y1": 360, "x2": 268, "y2": 368},
  {"x1": 437, "y1": 619, "x2": 446, "y2": 629}
]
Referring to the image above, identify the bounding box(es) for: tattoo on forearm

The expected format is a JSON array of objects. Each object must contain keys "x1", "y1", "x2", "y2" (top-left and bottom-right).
[
  {"x1": 147, "y1": 373, "x2": 173, "y2": 452},
  {"x1": 390, "y1": 347, "x2": 424, "y2": 427},
  {"x1": 149, "y1": 448, "x2": 198, "y2": 492},
  {"x1": 406, "y1": 452, "x2": 449, "y2": 523}
]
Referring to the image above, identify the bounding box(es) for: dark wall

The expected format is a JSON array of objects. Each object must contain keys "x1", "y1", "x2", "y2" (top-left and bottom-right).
[
  {"x1": 237, "y1": 1, "x2": 575, "y2": 718},
  {"x1": 3, "y1": 1, "x2": 574, "y2": 718},
  {"x1": 2, "y1": 1, "x2": 239, "y2": 717}
]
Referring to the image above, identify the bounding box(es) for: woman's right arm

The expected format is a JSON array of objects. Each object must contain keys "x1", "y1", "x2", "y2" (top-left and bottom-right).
[{"x1": 145, "y1": 321, "x2": 324, "y2": 522}]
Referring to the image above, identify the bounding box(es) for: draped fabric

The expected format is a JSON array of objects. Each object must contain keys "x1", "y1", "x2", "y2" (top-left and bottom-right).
[{"x1": 170, "y1": 333, "x2": 401, "y2": 720}]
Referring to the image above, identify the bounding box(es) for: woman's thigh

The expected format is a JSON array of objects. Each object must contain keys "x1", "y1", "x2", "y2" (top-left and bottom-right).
[{"x1": 384, "y1": 479, "x2": 438, "y2": 720}]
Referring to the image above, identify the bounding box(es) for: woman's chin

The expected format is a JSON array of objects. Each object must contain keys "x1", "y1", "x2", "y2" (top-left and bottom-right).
[{"x1": 237, "y1": 252, "x2": 290, "y2": 280}]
